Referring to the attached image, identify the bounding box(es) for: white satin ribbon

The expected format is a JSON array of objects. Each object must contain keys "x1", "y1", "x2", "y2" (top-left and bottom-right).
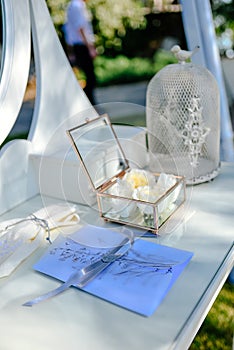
[{"x1": 0, "y1": 203, "x2": 80, "y2": 278}]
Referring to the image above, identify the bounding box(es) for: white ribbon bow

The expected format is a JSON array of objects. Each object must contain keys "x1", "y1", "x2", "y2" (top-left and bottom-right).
[{"x1": 0, "y1": 203, "x2": 80, "y2": 278}]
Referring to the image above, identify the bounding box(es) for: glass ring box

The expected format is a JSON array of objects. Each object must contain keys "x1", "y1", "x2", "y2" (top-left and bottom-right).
[{"x1": 66, "y1": 114, "x2": 186, "y2": 234}]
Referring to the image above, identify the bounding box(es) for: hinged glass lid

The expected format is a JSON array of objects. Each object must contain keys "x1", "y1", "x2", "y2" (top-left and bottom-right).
[{"x1": 67, "y1": 114, "x2": 129, "y2": 191}]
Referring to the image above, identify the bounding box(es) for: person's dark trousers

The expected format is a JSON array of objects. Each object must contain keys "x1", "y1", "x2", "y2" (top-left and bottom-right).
[{"x1": 73, "y1": 43, "x2": 96, "y2": 105}]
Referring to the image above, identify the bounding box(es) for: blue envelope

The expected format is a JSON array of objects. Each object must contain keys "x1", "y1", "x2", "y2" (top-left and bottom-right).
[{"x1": 34, "y1": 225, "x2": 193, "y2": 317}]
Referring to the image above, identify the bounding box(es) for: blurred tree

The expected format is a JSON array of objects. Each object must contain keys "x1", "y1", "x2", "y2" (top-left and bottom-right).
[
  {"x1": 210, "y1": 0, "x2": 234, "y2": 55},
  {"x1": 211, "y1": 0, "x2": 234, "y2": 18},
  {"x1": 46, "y1": 0, "x2": 146, "y2": 54},
  {"x1": 45, "y1": 0, "x2": 69, "y2": 41},
  {"x1": 46, "y1": 0, "x2": 68, "y2": 26},
  {"x1": 211, "y1": 0, "x2": 234, "y2": 33},
  {"x1": 88, "y1": 0, "x2": 147, "y2": 55},
  {"x1": 45, "y1": 0, "x2": 184, "y2": 57}
]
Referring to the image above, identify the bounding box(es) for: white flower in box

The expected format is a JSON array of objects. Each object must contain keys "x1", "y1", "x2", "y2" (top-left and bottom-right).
[
  {"x1": 110, "y1": 178, "x2": 136, "y2": 218},
  {"x1": 132, "y1": 173, "x2": 179, "y2": 218},
  {"x1": 123, "y1": 169, "x2": 155, "y2": 189}
]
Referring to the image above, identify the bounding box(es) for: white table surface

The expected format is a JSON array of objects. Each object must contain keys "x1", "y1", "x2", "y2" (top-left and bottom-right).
[{"x1": 0, "y1": 162, "x2": 233, "y2": 350}]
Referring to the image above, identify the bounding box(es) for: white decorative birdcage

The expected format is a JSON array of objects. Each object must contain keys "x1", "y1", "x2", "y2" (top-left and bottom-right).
[{"x1": 146, "y1": 58, "x2": 220, "y2": 184}]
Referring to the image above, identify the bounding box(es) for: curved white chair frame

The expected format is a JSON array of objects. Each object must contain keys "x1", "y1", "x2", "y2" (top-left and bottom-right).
[
  {"x1": 28, "y1": 0, "x2": 97, "y2": 153},
  {"x1": 0, "y1": 0, "x2": 98, "y2": 214},
  {"x1": 0, "y1": 0, "x2": 31, "y2": 145}
]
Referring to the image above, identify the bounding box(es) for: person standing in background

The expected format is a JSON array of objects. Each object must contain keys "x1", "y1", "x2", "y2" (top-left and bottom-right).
[{"x1": 65, "y1": 0, "x2": 97, "y2": 105}]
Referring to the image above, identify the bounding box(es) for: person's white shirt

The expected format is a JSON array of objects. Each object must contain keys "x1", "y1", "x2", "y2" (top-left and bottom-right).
[{"x1": 65, "y1": 0, "x2": 95, "y2": 46}]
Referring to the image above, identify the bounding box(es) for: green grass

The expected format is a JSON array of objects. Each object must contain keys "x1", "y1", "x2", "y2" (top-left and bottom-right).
[
  {"x1": 190, "y1": 282, "x2": 233, "y2": 350},
  {"x1": 94, "y1": 49, "x2": 177, "y2": 86}
]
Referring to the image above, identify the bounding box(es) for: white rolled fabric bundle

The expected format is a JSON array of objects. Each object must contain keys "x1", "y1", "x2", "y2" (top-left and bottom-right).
[{"x1": 0, "y1": 203, "x2": 80, "y2": 278}]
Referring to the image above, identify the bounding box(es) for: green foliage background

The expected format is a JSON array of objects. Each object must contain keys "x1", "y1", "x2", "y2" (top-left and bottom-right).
[
  {"x1": 46, "y1": 0, "x2": 234, "y2": 57},
  {"x1": 46, "y1": 0, "x2": 147, "y2": 54},
  {"x1": 94, "y1": 50, "x2": 177, "y2": 86}
]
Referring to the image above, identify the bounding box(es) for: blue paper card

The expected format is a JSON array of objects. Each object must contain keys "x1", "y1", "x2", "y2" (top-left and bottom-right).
[{"x1": 34, "y1": 225, "x2": 193, "y2": 316}]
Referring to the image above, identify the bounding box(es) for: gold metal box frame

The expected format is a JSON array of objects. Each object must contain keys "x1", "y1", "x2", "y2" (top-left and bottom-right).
[{"x1": 67, "y1": 114, "x2": 186, "y2": 234}]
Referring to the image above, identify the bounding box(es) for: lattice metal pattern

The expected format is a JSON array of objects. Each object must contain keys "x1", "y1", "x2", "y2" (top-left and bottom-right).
[{"x1": 146, "y1": 63, "x2": 220, "y2": 184}]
